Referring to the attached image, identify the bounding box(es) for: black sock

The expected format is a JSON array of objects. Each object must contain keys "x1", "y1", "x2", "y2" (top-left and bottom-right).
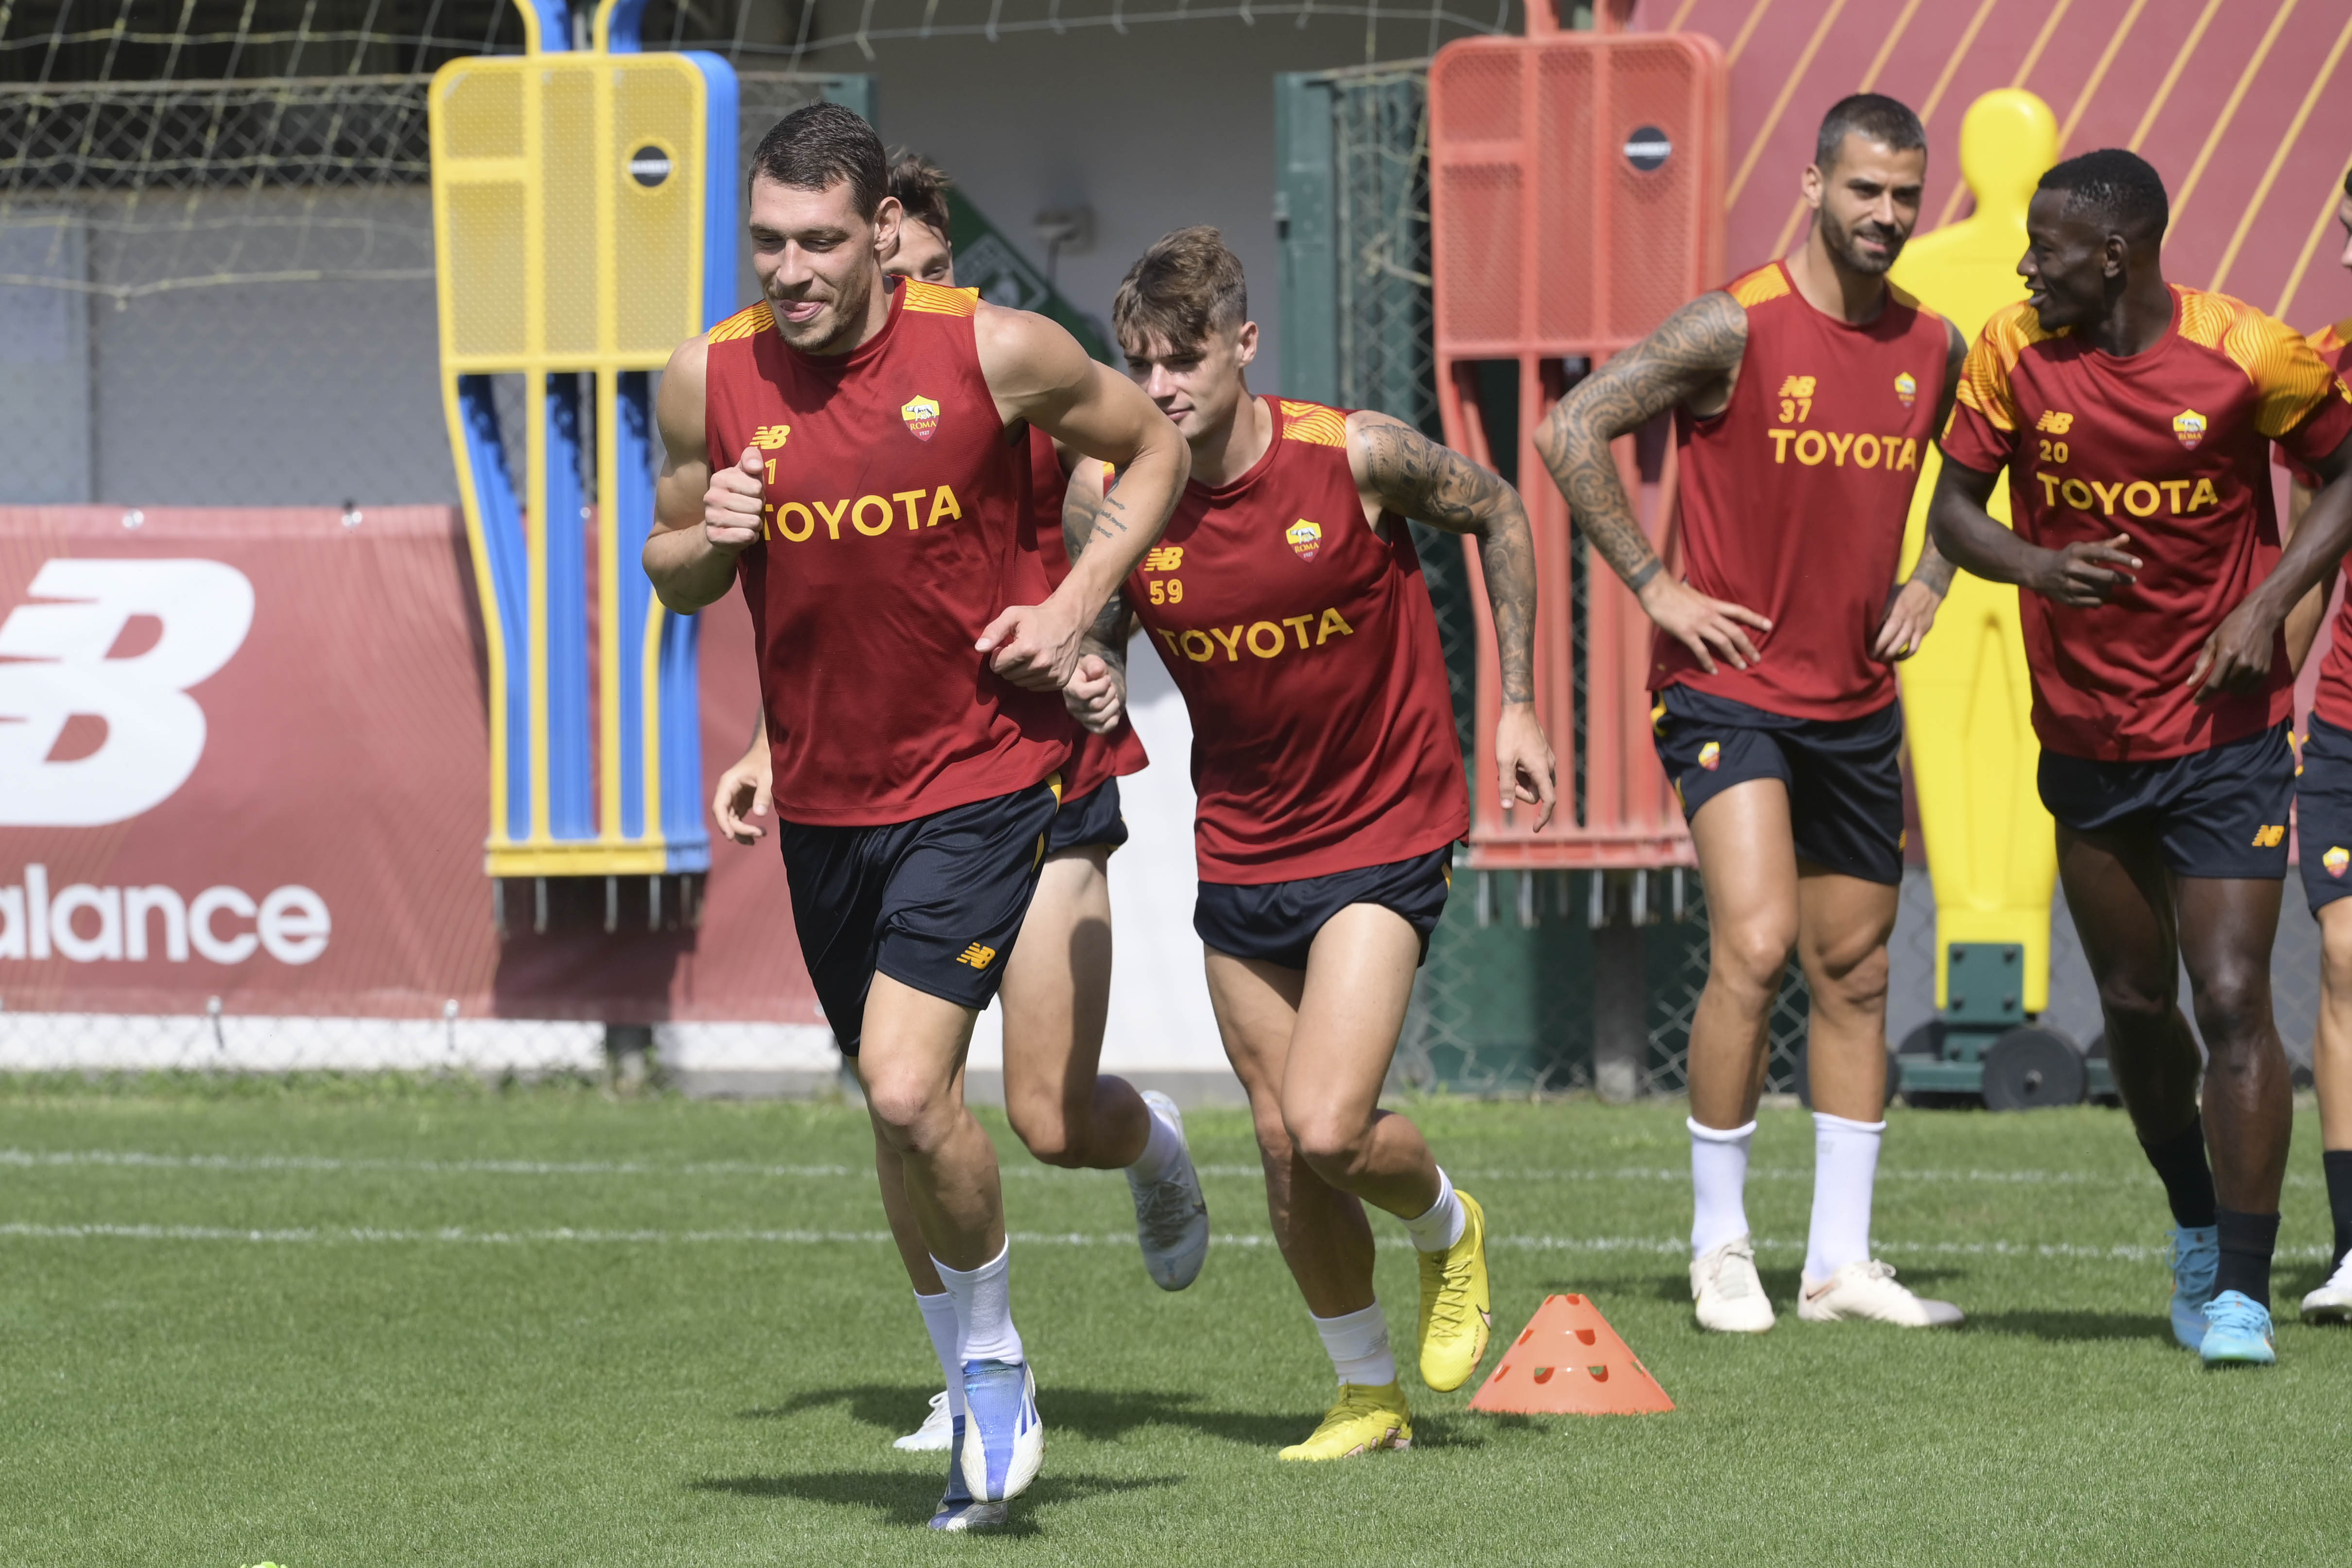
[
  {"x1": 2140, "y1": 1116, "x2": 2218, "y2": 1229},
  {"x1": 2214, "y1": 1208, "x2": 2281, "y2": 1309},
  {"x1": 2326, "y1": 1150, "x2": 2352, "y2": 1271}
]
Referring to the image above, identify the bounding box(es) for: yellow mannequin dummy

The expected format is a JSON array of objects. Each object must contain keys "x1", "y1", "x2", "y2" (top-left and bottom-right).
[{"x1": 1885, "y1": 90, "x2": 2060, "y2": 1025}]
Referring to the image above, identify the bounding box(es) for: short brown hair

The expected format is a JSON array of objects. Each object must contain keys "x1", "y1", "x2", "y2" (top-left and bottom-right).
[
  {"x1": 1113, "y1": 226, "x2": 1249, "y2": 352},
  {"x1": 750, "y1": 102, "x2": 886, "y2": 218},
  {"x1": 889, "y1": 149, "x2": 953, "y2": 240}
]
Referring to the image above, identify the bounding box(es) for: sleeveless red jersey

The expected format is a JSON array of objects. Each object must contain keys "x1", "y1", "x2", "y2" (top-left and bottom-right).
[
  {"x1": 1025, "y1": 424, "x2": 1149, "y2": 798},
  {"x1": 2290, "y1": 317, "x2": 2352, "y2": 730},
  {"x1": 1944, "y1": 287, "x2": 2352, "y2": 760},
  {"x1": 1656, "y1": 260, "x2": 1951, "y2": 719},
  {"x1": 1126, "y1": 396, "x2": 1467, "y2": 882},
  {"x1": 704, "y1": 279, "x2": 1072, "y2": 826}
]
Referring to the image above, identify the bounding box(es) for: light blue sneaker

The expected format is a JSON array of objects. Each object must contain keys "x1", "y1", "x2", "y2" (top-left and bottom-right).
[
  {"x1": 928, "y1": 1415, "x2": 1007, "y2": 1532},
  {"x1": 2168, "y1": 1224, "x2": 2218, "y2": 1351},
  {"x1": 2199, "y1": 1290, "x2": 2278, "y2": 1367},
  {"x1": 958, "y1": 1359, "x2": 1042, "y2": 1503}
]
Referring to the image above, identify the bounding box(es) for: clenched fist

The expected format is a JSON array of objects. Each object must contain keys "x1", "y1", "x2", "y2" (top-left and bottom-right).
[{"x1": 703, "y1": 445, "x2": 766, "y2": 554}]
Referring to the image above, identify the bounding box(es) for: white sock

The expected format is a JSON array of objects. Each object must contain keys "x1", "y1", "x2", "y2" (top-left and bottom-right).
[
  {"x1": 932, "y1": 1242, "x2": 1024, "y2": 1366},
  {"x1": 1689, "y1": 1117, "x2": 1756, "y2": 1258},
  {"x1": 1126, "y1": 1097, "x2": 1185, "y2": 1184},
  {"x1": 1310, "y1": 1302, "x2": 1398, "y2": 1387},
  {"x1": 1805, "y1": 1111, "x2": 1885, "y2": 1282},
  {"x1": 1402, "y1": 1166, "x2": 1466, "y2": 1253},
  {"x1": 913, "y1": 1291, "x2": 967, "y2": 1419}
]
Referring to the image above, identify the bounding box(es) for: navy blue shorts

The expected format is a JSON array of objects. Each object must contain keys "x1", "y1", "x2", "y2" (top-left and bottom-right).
[
  {"x1": 2038, "y1": 721, "x2": 2293, "y2": 881},
  {"x1": 1046, "y1": 777, "x2": 1128, "y2": 855},
  {"x1": 2298, "y1": 715, "x2": 2352, "y2": 911},
  {"x1": 1650, "y1": 684, "x2": 1904, "y2": 885},
  {"x1": 777, "y1": 781, "x2": 1060, "y2": 1055},
  {"x1": 1194, "y1": 847, "x2": 1453, "y2": 971}
]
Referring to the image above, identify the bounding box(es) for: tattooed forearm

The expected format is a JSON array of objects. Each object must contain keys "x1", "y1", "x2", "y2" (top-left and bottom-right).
[
  {"x1": 1533, "y1": 290, "x2": 1747, "y2": 590},
  {"x1": 1908, "y1": 532, "x2": 1957, "y2": 595},
  {"x1": 1356, "y1": 418, "x2": 1540, "y2": 706},
  {"x1": 1059, "y1": 477, "x2": 1133, "y2": 663}
]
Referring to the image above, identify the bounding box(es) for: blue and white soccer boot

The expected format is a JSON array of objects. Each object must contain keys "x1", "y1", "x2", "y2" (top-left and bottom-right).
[
  {"x1": 2168, "y1": 1224, "x2": 2219, "y2": 1351},
  {"x1": 958, "y1": 1358, "x2": 1043, "y2": 1503},
  {"x1": 2199, "y1": 1290, "x2": 2277, "y2": 1366},
  {"x1": 928, "y1": 1414, "x2": 1008, "y2": 1532},
  {"x1": 1126, "y1": 1089, "x2": 1211, "y2": 1291}
]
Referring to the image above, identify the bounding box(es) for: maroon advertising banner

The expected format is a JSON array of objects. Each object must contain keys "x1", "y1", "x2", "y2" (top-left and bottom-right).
[{"x1": 0, "y1": 505, "x2": 817, "y2": 1023}]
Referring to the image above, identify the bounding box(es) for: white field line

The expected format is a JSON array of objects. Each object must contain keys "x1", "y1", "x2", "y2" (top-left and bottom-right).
[
  {"x1": 0, "y1": 1220, "x2": 2331, "y2": 1263},
  {"x1": 1, "y1": 1148, "x2": 2312, "y2": 1189}
]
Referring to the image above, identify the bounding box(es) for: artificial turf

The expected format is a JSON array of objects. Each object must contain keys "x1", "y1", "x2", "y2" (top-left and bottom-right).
[{"x1": 1, "y1": 1077, "x2": 2347, "y2": 1567}]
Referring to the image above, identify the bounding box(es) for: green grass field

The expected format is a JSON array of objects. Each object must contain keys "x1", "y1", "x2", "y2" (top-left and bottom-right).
[{"x1": 2, "y1": 1078, "x2": 2348, "y2": 1567}]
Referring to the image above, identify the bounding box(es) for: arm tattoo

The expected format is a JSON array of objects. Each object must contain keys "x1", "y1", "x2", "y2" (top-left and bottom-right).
[
  {"x1": 1358, "y1": 419, "x2": 1540, "y2": 706},
  {"x1": 1060, "y1": 474, "x2": 1130, "y2": 658},
  {"x1": 1533, "y1": 290, "x2": 1747, "y2": 589}
]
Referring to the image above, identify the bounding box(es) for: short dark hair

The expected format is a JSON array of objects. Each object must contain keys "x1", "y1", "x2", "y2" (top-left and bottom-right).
[
  {"x1": 888, "y1": 149, "x2": 953, "y2": 240},
  {"x1": 1814, "y1": 92, "x2": 1926, "y2": 172},
  {"x1": 2038, "y1": 148, "x2": 2170, "y2": 243},
  {"x1": 749, "y1": 102, "x2": 885, "y2": 218},
  {"x1": 1113, "y1": 226, "x2": 1249, "y2": 351}
]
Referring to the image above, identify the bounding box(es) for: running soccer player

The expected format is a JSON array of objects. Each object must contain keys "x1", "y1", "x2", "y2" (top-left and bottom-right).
[
  {"x1": 709, "y1": 149, "x2": 1206, "y2": 1511},
  {"x1": 2282, "y1": 165, "x2": 2352, "y2": 1326},
  {"x1": 1535, "y1": 94, "x2": 1965, "y2": 1333},
  {"x1": 645, "y1": 104, "x2": 1189, "y2": 1514},
  {"x1": 1929, "y1": 149, "x2": 2352, "y2": 1365},
  {"x1": 1063, "y1": 227, "x2": 1556, "y2": 1459}
]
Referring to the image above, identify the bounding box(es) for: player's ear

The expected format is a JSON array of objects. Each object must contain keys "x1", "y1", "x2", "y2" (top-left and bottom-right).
[
  {"x1": 1233, "y1": 320, "x2": 1260, "y2": 368},
  {"x1": 1800, "y1": 161, "x2": 1824, "y2": 210},
  {"x1": 872, "y1": 194, "x2": 903, "y2": 255}
]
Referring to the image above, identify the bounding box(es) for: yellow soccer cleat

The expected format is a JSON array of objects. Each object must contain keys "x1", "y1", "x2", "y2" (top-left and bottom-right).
[
  {"x1": 1277, "y1": 1381, "x2": 1413, "y2": 1461},
  {"x1": 1416, "y1": 1189, "x2": 1492, "y2": 1392}
]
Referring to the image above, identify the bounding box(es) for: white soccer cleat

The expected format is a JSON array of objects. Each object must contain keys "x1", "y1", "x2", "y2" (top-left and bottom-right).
[
  {"x1": 1798, "y1": 1258, "x2": 1963, "y2": 1327},
  {"x1": 1690, "y1": 1235, "x2": 1776, "y2": 1333},
  {"x1": 2301, "y1": 1254, "x2": 2352, "y2": 1325},
  {"x1": 893, "y1": 1389, "x2": 953, "y2": 1452},
  {"x1": 1126, "y1": 1089, "x2": 1210, "y2": 1291}
]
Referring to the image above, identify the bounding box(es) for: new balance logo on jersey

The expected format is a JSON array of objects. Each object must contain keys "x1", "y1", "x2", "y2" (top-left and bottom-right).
[
  {"x1": 1153, "y1": 607, "x2": 1356, "y2": 664},
  {"x1": 2252, "y1": 825, "x2": 2286, "y2": 848},
  {"x1": 752, "y1": 424, "x2": 791, "y2": 449},
  {"x1": 2035, "y1": 411, "x2": 2075, "y2": 434},
  {"x1": 1143, "y1": 546, "x2": 1185, "y2": 572},
  {"x1": 2032, "y1": 473, "x2": 2221, "y2": 518},
  {"x1": 1777, "y1": 376, "x2": 1816, "y2": 397},
  {"x1": 956, "y1": 943, "x2": 998, "y2": 969},
  {"x1": 1764, "y1": 430, "x2": 1920, "y2": 470},
  {"x1": 762, "y1": 484, "x2": 964, "y2": 542}
]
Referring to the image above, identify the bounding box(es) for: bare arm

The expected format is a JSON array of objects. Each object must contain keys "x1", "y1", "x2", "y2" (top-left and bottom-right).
[
  {"x1": 2194, "y1": 432, "x2": 2352, "y2": 697},
  {"x1": 1531, "y1": 291, "x2": 1772, "y2": 673},
  {"x1": 641, "y1": 336, "x2": 756, "y2": 614},
  {"x1": 1926, "y1": 454, "x2": 2141, "y2": 603},
  {"x1": 2284, "y1": 478, "x2": 2329, "y2": 672},
  {"x1": 1349, "y1": 411, "x2": 1557, "y2": 829},
  {"x1": 974, "y1": 305, "x2": 1189, "y2": 689},
  {"x1": 1872, "y1": 319, "x2": 1967, "y2": 661},
  {"x1": 1056, "y1": 458, "x2": 1139, "y2": 735}
]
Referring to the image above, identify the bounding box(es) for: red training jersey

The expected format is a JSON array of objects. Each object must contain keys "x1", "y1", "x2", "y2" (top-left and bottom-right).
[
  {"x1": 2290, "y1": 317, "x2": 2352, "y2": 730},
  {"x1": 1127, "y1": 396, "x2": 1468, "y2": 883},
  {"x1": 1943, "y1": 285, "x2": 2352, "y2": 761},
  {"x1": 1026, "y1": 424, "x2": 1149, "y2": 799},
  {"x1": 705, "y1": 279, "x2": 1073, "y2": 826},
  {"x1": 1654, "y1": 260, "x2": 1951, "y2": 720}
]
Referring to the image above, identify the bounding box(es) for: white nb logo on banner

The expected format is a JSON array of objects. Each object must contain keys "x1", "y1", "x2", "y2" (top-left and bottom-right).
[{"x1": 0, "y1": 558, "x2": 255, "y2": 826}]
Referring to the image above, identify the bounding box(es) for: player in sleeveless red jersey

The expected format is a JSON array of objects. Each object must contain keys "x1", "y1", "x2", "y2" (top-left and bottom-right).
[
  {"x1": 2281, "y1": 165, "x2": 2352, "y2": 1326},
  {"x1": 642, "y1": 106, "x2": 1191, "y2": 1519},
  {"x1": 1061, "y1": 228, "x2": 1556, "y2": 1461},
  {"x1": 1536, "y1": 96, "x2": 1966, "y2": 1335},
  {"x1": 1932, "y1": 150, "x2": 2352, "y2": 1366},
  {"x1": 707, "y1": 152, "x2": 1204, "y2": 1503}
]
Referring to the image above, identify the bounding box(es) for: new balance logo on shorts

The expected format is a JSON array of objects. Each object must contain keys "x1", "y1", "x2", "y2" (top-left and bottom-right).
[
  {"x1": 956, "y1": 944, "x2": 998, "y2": 969},
  {"x1": 2252, "y1": 824, "x2": 2286, "y2": 848}
]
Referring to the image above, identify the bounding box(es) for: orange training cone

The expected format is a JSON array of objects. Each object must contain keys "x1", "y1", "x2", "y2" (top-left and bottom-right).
[{"x1": 1467, "y1": 1293, "x2": 1675, "y2": 1415}]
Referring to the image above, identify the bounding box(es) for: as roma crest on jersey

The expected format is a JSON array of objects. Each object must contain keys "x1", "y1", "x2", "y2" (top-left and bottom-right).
[
  {"x1": 901, "y1": 395, "x2": 941, "y2": 442},
  {"x1": 1894, "y1": 371, "x2": 1917, "y2": 407},
  {"x1": 2172, "y1": 409, "x2": 2206, "y2": 450},
  {"x1": 1286, "y1": 519, "x2": 1323, "y2": 560}
]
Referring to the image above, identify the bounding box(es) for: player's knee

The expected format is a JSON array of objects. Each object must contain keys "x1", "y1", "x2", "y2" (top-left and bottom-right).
[
  {"x1": 2320, "y1": 913, "x2": 2352, "y2": 996},
  {"x1": 1282, "y1": 1105, "x2": 1369, "y2": 1181},
  {"x1": 1007, "y1": 1097, "x2": 1085, "y2": 1168},
  {"x1": 1811, "y1": 939, "x2": 1888, "y2": 1011},
  {"x1": 1712, "y1": 920, "x2": 1798, "y2": 1000},
  {"x1": 860, "y1": 1070, "x2": 957, "y2": 1153},
  {"x1": 2189, "y1": 965, "x2": 2272, "y2": 1052},
  {"x1": 2093, "y1": 974, "x2": 2173, "y2": 1035}
]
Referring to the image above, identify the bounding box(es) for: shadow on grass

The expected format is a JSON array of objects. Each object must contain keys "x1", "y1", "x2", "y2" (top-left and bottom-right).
[
  {"x1": 689, "y1": 1469, "x2": 1180, "y2": 1533},
  {"x1": 747, "y1": 1382, "x2": 1413, "y2": 1451},
  {"x1": 1966, "y1": 1309, "x2": 2172, "y2": 1344}
]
